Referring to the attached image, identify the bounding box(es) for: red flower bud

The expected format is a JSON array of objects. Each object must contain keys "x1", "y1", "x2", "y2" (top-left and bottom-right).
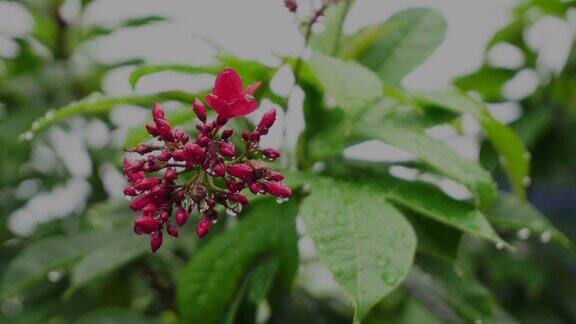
[
  {"x1": 156, "y1": 120, "x2": 174, "y2": 142},
  {"x1": 266, "y1": 171, "x2": 284, "y2": 182},
  {"x1": 248, "y1": 182, "x2": 262, "y2": 194},
  {"x1": 221, "y1": 129, "x2": 234, "y2": 140},
  {"x1": 228, "y1": 163, "x2": 253, "y2": 180},
  {"x1": 262, "y1": 148, "x2": 281, "y2": 161},
  {"x1": 184, "y1": 143, "x2": 205, "y2": 163},
  {"x1": 152, "y1": 103, "x2": 165, "y2": 121},
  {"x1": 242, "y1": 130, "x2": 251, "y2": 141},
  {"x1": 257, "y1": 109, "x2": 276, "y2": 133},
  {"x1": 142, "y1": 204, "x2": 156, "y2": 215},
  {"x1": 284, "y1": 0, "x2": 297, "y2": 12},
  {"x1": 123, "y1": 186, "x2": 138, "y2": 196},
  {"x1": 197, "y1": 134, "x2": 211, "y2": 147},
  {"x1": 134, "y1": 215, "x2": 160, "y2": 234},
  {"x1": 220, "y1": 142, "x2": 236, "y2": 158},
  {"x1": 228, "y1": 193, "x2": 249, "y2": 206},
  {"x1": 196, "y1": 218, "x2": 211, "y2": 238},
  {"x1": 263, "y1": 182, "x2": 292, "y2": 199},
  {"x1": 172, "y1": 149, "x2": 187, "y2": 161},
  {"x1": 164, "y1": 168, "x2": 178, "y2": 182},
  {"x1": 159, "y1": 210, "x2": 169, "y2": 222},
  {"x1": 216, "y1": 114, "x2": 229, "y2": 126},
  {"x1": 193, "y1": 99, "x2": 207, "y2": 123},
  {"x1": 130, "y1": 193, "x2": 153, "y2": 211},
  {"x1": 214, "y1": 164, "x2": 226, "y2": 177},
  {"x1": 150, "y1": 231, "x2": 163, "y2": 252},
  {"x1": 173, "y1": 129, "x2": 189, "y2": 143},
  {"x1": 250, "y1": 131, "x2": 261, "y2": 142},
  {"x1": 176, "y1": 207, "x2": 189, "y2": 226},
  {"x1": 158, "y1": 150, "x2": 172, "y2": 161},
  {"x1": 134, "y1": 177, "x2": 161, "y2": 191},
  {"x1": 146, "y1": 124, "x2": 159, "y2": 136},
  {"x1": 167, "y1": 223, "x2": 179, "y2": 238},
  {"x1": 227, "y1": 179, "x2": 241, "y2": 193}
]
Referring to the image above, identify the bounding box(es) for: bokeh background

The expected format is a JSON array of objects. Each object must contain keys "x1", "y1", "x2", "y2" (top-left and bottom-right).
[{"x1": 1, "y1": 0, "x2": 575, "y2": 323}]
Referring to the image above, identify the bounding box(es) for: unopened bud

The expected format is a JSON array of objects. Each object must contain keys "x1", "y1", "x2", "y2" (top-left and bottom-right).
[
  {"x1": 263, "y1": 182, "x2": 292, "y2": 199},
  {"x1": 134, "y1": 215, "x2": 160, "y2": 234},
  {"x1": 134, "y1": 177, "x2": 161, "y2": 191},
  {"x1": 214, "y1": 164, "x2": 226, "y2": 177},
  {"x1": 266, "y1": 171, "x2": 285, "y2": 182},
  {"x1": 257, "y1": 109, "x2": 276, "y2": 133},
  {"x1": 150, "y1": 231, "x2": 163, "y2": 252},
  {"x1": 228, "y1": 163, "x2": 253, "y2": 180},
  {"x1": 152, "y1": 103, "x2": 165, "y2": 121},
  {"x1": 249, "y1": 182, "x2": 262, "y2": 195},
  {"x1": 146, "y1": 124, "x2": 159, "y2": 136},
  {"x1": 220, "y1": 142, "x2": 236, "y2": 158},
  {"x1": 262, "y1": 148, "x2": 281, "y2": 161},
  {"x1": 196, "y1": 218, "x2": 211, "y2": 238},
  {"x1": 221, "y1": 129, "x2": 234, "y2": 140},
  {"x1": 228, "y1": 193, "x2": 249, "y2": 205},
  {"x1": 164, "y1": 168, "x2": 178, "y2": 182},
  {"x1": 167, "y1": 223, "x2": 179, "y2": 237},
  {"x1": 176, "y1": 207, "x2": 189, "y2": 226},
  {"x1": 193, "y1": 99, "x2": 207, "y2": 122}
]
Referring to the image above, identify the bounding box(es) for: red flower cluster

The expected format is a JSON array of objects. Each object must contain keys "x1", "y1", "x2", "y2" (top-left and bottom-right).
[{"x1": 123, "y1": 68, "x2": 291, "y2": 252}]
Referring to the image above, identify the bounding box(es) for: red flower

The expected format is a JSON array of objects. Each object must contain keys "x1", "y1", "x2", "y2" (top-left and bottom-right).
[{"x1": 206, "y1": 68, "x2": 261, "y2": 119}]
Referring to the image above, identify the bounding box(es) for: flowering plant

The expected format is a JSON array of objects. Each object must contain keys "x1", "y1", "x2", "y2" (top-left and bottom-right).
[{"x1": 124, "y1": 68, "x2": 291, "y2": 251}]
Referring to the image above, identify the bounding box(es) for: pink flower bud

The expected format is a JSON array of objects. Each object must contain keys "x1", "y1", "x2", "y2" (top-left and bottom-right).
[
  {"x1": 220, "y1": 142, "x2": 236, "y2": 158},
  {"x1": 156, "y1": 120, "x2": 174, "y2": 142},
  {"x1": 152, "y1": 103, "x2": 165, "y2": 121},
  {"x1": 158, "y1": 150, "x2": 172, "y2": 162},
  {"x1": 263, "y1": 182, "x2": 292, "y2": 199},
  {"x1": 228, "y1": 193, "x2": 249, "y2": 206},
  {"x1": 123, "y1": 186, "x2": 138, "y2": 196},
  {"x1": 221, "y1": 129, "x2": 234, "y2": 140},
  {"x1": 257, "y1": 109, "x2": 276, "y2": 133},
  {"x1": 134, "y1": 215, "x2": 160, "y2": 234},
  {"x1": 249, "y1": 182, "x2": 262, "y2": 194},
  {"x1": 262, "y1": 148, "x2": 281, "y2": 161},
  {"x1": 164, "y1": 168, "x2": 178, "y2": 182},
  {"x1": 176, "y1": 207, "x2": 189, "y2": 226},
  {"x1": 284, "y1": 0, "x2": 297, "y2": 12},
  {"x1": 167, "y1": 223, "x2": 179, "y2": 238},
  {"x1": 146, "y1": 124, "x2": 159, "y2": 136},
  {"x1": 133, "y1": 144, "x2": 157, "y2": 155},
  {"x1": 150, "y1": 231, "x2": 163, "y2": 252},
  {"x1": 228, "y1": 163, "x2": 253, "y2": 180},
  {"x1": 214, "y1": 164, "x2": 226, "y2": 177},
  {"x1": 266, "y1": 171, "x2": 284, "y2": 182},
  {"x1": 134, "y1": 177, "x2": 161, "y2": 191},
  {"x1": 196, "y1": 218, "x2": 211, "y2": 238},
  {"x1": 193, "y1": 99, "x2": 207, "y2": 123},
  {"x1": 242, "y1": 130, "x2": 251, "y2": 141}
]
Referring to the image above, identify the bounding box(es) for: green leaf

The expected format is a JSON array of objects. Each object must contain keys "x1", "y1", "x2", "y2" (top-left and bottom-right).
[
  {"x1": 354, "y1": 8, "x2": 447, "y2": 84},
  {"x1": 404, "y1": 212, "x2": 462, "y2": 262},
  {"x1": 246, "y1": 258, "x2": 279, "y2": 305},
  {"x1": 67, "y1": 235, "x2": 149, "y2": 296},
  {"x1": 309, "y1": 53, "x2": 382, "y2": 117},
  {"x1": 309, "y1": 0, "x2": 353, "y2": 56},
  {"x1": 22, "y1": 91, "x2": 196, "y2": 137},
  {"x1": 454, "y1": 67, "x2": 517, "y2": 102},
  {"x1": 414, "y1": 89, "x2": 529, "y2": 200},
  {"x1": 176, "y1": 199, "x2": 298, "y2": 323},
  {"x1": 1, "y1": 231, "x2": 119, "y2": 297},
  {"x1": 77, "y1": 16, "x2": 168, "y2": 44},
  {"x1": 129, "y1": 64, "x2": 220, "y2": 89},
  {"x1": 353, "y1": 121, "x2": 496, "y2": 209},
  {"x1": 299, "y1": 175, "x2": 416, "y2": 323},
  {"x1": 487, "y1": 192, "x2": 573, "y2": 248},
  {"x1": 75, "y1": 307, "x2": 159, "y2": 324}
]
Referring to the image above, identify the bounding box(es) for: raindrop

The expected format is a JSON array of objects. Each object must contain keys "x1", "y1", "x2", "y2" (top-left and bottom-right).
[
  {"x1": 302, "y1": 183, "x2": 311, "y2": 193},
  {"x1": 45, "y1": 110, "x2": 55, "y2": 120},
  {"x1": 380, "y1": 272, "x2": 397, "y2": 286},
  {"x1": 225, "y1": 209, "x2": 237, "y2": 217},
  {"x1": 211, "y1": 218, "x2": 218, "y2": 224},
  {"x1": 495, "y1": 242, "x2": 505, "y2": 250},
  {"x1": 31, "y1": 121, "x2": 40, "y2": 130},
  {"x1": 1, "y1": 297, "x2": 23, "y2": 318},
  {"x1": 517, "y1": 228, "x2": 531, "y2": 240},
  {"x1": 276, "y1": 197, "x2": 288, "y2": 204},
  {"x1": 395, "y1": 228, "x2": 405, "y2": 238},
  {"x1": 539, "y1": 231, "x2": 551, "y2": 243},
  {"x1": 376, "y1": 256, "x2": 390, "y2": 267},
  {"x1": 522, "y1": 176, "x2": 532, "y2": 187}
]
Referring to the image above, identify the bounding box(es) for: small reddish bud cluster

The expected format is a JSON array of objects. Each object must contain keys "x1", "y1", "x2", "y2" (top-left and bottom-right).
[
  {"x1": 123, "y1": 68, "x2": 292, "y2": 252},
  {"x1": 284, "y1": 0, "x2": 298, "y2": 12}
]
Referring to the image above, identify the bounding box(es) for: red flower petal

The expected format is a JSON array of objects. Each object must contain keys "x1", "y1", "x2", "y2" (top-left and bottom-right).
[
  {"x1": 227, "y1": 96, "x2": 258, "y2": 118},
  {"x1": 205, "y1": 94, "x2": 230, "y2": 116},
  {"x1": 245, "y1": 81, "x2": 262, "y2": 96},
  {"x1": 212, "y1": 68, "x2": 244, "y2": 101}
]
